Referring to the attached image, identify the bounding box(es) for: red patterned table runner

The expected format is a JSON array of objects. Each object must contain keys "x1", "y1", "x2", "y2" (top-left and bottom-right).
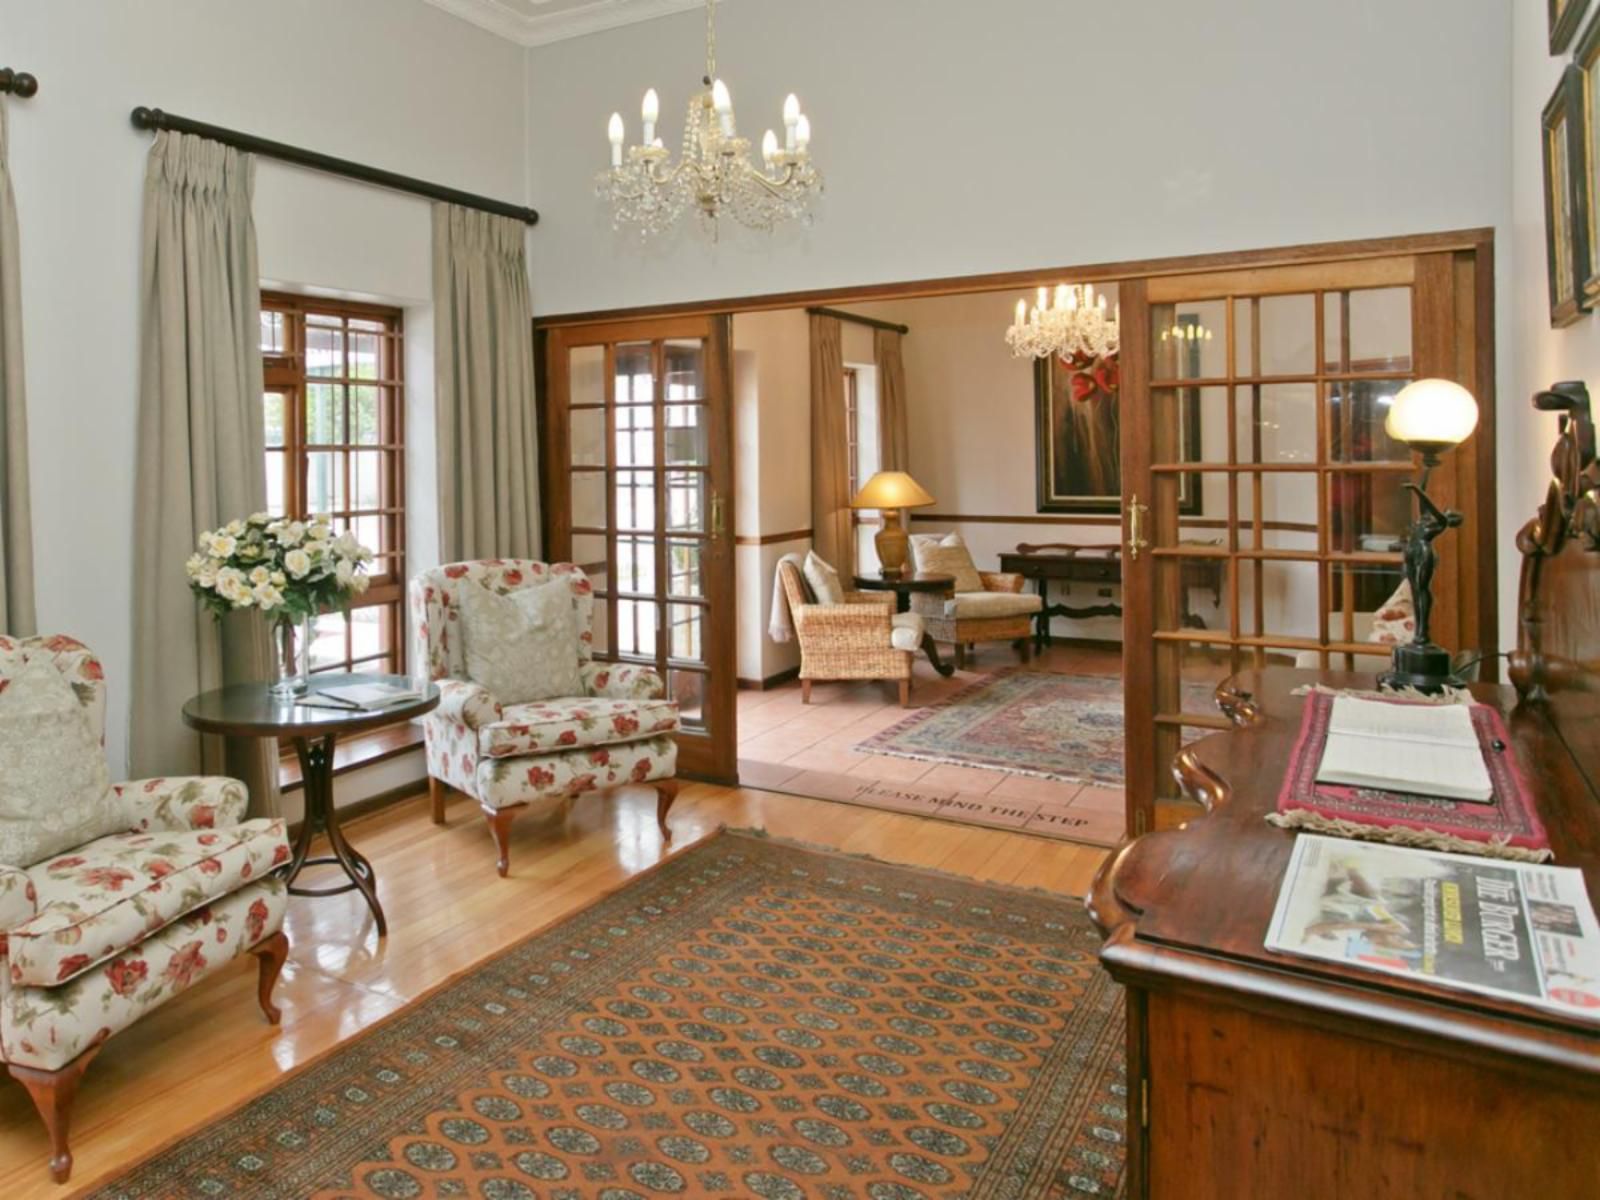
[{"x1": 1270, "y1": 691, "x2": 1551, "y2": 862}]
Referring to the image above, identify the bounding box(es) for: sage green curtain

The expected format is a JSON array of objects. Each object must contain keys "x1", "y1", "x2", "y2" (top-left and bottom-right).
[
  {"x1": 129, "y1": 131, "x2": 277, "y2": 818},
  {"x1": 875, "y1": 327, "x2": 910, "y2": 474},
  {"x1": 432, "y1": 203, "x2": 540, "y2": 562},
  {"x1": 0, "y1": 102, "x2": 36, "y2": 636},
  {"x1": 809, "y1": 313, "x2": 852, "y2": 574}
]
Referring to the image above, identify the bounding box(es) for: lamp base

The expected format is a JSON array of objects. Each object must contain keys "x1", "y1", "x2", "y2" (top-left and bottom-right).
[
  {"x1": 875, "y1": 510, "x2": 908, "y2": 578},
  {"x1": 1378, "y1": 641, "x2": 1462, "y2": 695}
]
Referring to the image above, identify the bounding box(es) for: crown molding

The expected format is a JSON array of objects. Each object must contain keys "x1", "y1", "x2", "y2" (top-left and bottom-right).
[{"x1": 422, "y1": 0, "x2": 725, "y2": 48}]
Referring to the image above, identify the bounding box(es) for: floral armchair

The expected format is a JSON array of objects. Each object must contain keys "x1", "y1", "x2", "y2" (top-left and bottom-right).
[
  {"x1": 410, "y1": 561, "x2": 680, "y2": 877},
  {"x1": 0, "y1": 635, "x2": 289, "y2": 1184}
]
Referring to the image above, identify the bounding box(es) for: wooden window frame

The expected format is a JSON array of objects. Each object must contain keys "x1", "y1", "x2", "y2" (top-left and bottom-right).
[{"x1": 260, "y1": 292, "x2": 408, "y2": 680}]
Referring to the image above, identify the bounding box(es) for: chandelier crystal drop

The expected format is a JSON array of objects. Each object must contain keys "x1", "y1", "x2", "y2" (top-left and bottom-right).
[
  {"x1": 1005, "y1": 284, "x2": 1121, "y2": 361},
  {"x1": 596, "y1": 0, "x2": 822, "y2": 237}
]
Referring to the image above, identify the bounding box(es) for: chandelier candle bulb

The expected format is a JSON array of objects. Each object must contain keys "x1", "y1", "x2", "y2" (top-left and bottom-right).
[
  {"x1": 712, "y1": 79, "x2": 733, "y2": 136},
  {"x1": 608, "y1": 112, "x2": 624, "y2": 166},
  {"x1": 641, "y1": 88, "x2": 659, "y2": 144},
  {"x1": 784, "y1": 93, "x2": 800, "y2": 148},
  {"x1": 762, "y1": 129, "x2": 778, "y2": 166},
  {"x1": 795, "y1": 112, "x2": 811, "y2": 151}
]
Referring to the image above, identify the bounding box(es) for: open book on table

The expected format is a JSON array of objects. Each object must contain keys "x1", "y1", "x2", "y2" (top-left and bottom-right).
[{"x1": 1314, "y1": 695, "x2": 1493, "y2": 803}]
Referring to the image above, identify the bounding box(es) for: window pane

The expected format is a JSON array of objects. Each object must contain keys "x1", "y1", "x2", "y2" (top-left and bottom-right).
[
  {"x1": 616, "y1": 405, "x2": 654, "y2": 467},
  {"x1": 616, "y1": 470, "x2": 655, "y2": 532},
  {"x1": 259, "y1": 311, "x2": 285, "y2": 354},
  {"x1": 263, "y1": 392, "x2": 286, "y2": 448},
  {"x1": 664, "y1": 339, "x2": 704, "y2": 400},
  {"x1": 353, "y1": 514, "x2": 383, "y2": 557},
  {"x1": 349, "y1": 605, "x2": 386, "y2": 664},
  {"x1": 665, "y1": 470, "x2": 705, "y2": 532},
  {"x1": 571, "y1": 407, "x2": 607, "y2": 466},
  {"x1": 348, "y1": 330, "x2": 381, "y2": 380},
  {"x1": 668, "y1": 603, "x2": 704, "y2": 663},
  {"x1": 572, "y1": 470, "x2": 606, "y2": 529},
  {"x1": 352, "y1": 386, "x2": 381, "y2": 445},
  {"x1": 305, "y1": 451, "x2": 344, "y2": 515},
  {"x1": 307, "y1": 383, "x2": 344, "y2": 444},
  {"x1": 352, "y1": 451, "x2": 384, "y2": 511},
  {"x1": 617, "y1": 535, "x2": 655, "y2": 595},
  {"x1": 667, "y1": 539, "x2": 703, "y2": 599},
  {"x1": 664, "y1": 404, "x2": 708, "y2": 466},
  {"x1": 570, "y1": 345, "x2": 605, "y2": 407},
  {"x1": 617, "y1": 598, "x2": 656, "y2": 657},
  {"x1": 265, "y1": 449, "x2": 286, "y2": 516},
  {"x1": 615, "y1": 342, "x2": 653, "y2": 404},
  {"x1": 309, "y1": 610, "x2": 347, "y2": 670},
  {"x1": 306, "y1": 321, "x2": 344, "y2": 377},
  {"x1": 669, "y1": 669, "x2": 705, "y2": 727}
]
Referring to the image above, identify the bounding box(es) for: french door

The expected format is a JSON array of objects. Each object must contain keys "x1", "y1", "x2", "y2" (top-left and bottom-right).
[
  {"x1": 1119, "y1": 247, "x2": 1494, "y2": 835},
  {"x1": 541, "y1": 315, "x2": 737, "y2": 783}
]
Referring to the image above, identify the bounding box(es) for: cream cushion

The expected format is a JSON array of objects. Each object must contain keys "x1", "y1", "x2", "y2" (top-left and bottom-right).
[
  {"x1": 889, "y1": 612, "x2": 926, "y2": 652},
  {"x1": 803, "y1": 551, "x2": 846, "y2": 604},
  {"x1": 459, "y1": 577, "x2": 584, "y2": 705},
  {"x1": 0, "y1": 657, "x2": 123, "y2": 868},
  {"x1": 911, "y1": 533, "x2": 984, "y2": 594},
  {"x1": 943, "y1": 591, "x2": 1043, "y2": 620}
]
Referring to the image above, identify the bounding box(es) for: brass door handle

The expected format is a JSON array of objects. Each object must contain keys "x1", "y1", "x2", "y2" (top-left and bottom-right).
[
  {"x1": 710, "y1": 493, "x2": 726, "y2": 539},
  {"x1": 1127, "y1": 493, "x2": 1150, "y2": 561}
]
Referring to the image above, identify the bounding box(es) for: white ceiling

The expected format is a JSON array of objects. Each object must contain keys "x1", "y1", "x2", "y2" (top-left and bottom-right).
[{"x1": 422, "y1": 0, "x2": 720, "y2": 47}]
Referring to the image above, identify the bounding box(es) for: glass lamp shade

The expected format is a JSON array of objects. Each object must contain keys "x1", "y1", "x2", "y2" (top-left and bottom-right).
[
  {"x1": 849, "y1": 471, "x2": 935, "y2": 510},
  {"x1": 1384, "y1": 378, "x2": 1479, "y2": 454}
]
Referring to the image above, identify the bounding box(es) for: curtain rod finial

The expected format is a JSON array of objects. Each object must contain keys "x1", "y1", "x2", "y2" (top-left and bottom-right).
[
  {"x1": 130, "y1": 106, "x2": 161, "y2": 130},
  {"x1": 0, "y1": 69, "x2": 38, "y2": 98}
]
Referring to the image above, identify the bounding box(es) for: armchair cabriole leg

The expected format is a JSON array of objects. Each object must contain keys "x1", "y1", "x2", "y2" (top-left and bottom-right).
[
  {"x1": 655, "y1": 779, "x2": 679, "y2": 841},
  {"x1": 10, "y1": 1045, "x2": 100, "y2": 1184},
  {"x1": 800, "y1": 679, "x2": 812, "y2": 704},
  {"x1": 898, "y1": 679, "x2": 911, "y2": 707},
  {"x1": 484, "y1": 805, "x2": 520, "y2": 877},
  {"x1": 249, "y1": 930, "x2": 290, "y2": 1024},
  {"x1": 429, "y1": 776, "x2": 448, "y2": 825}
]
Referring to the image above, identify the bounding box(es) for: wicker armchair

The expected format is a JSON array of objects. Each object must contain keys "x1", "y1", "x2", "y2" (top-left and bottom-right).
[
  {"x1": 909, "y1": 536, "x2": 1041, "y2": 670},
  {"x1": 778, "y1": 559, "x2": 924, "y2": 706}
]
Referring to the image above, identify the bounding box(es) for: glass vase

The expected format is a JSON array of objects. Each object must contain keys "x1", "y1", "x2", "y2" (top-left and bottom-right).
[{"x1": 269, "y1": 614, "x2": 311, "y2": 699}]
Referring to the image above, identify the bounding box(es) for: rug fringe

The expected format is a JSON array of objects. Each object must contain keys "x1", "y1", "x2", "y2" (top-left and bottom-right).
[{"x1": 1264, "y1": 809, "x2": 1552, "y2": 863}]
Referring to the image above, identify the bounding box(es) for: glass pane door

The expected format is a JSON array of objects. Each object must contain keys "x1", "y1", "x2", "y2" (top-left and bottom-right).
[
  {"x1": 545, "y1": 316, "x2": 735, "y2": 782},
  {"x1": 1120, "y1": 250, "x2": 1492, "y2": 834}
]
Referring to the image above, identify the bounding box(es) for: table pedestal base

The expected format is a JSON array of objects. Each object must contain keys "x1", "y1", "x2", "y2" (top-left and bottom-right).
[{"x1": 285, "y1": 733, "x2": 387, "y2": 936}]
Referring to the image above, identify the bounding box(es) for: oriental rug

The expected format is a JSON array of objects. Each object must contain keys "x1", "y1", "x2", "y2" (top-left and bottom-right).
[
  {"x1": 858, "y1": 669, "x2": 1213, "y2": 787},
  {"x1": 88, "y1": 832, "x2": 1127, "y2": 1199}
]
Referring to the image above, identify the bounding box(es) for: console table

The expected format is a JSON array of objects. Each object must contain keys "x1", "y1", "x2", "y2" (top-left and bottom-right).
[
  {"x1": 999, "y1": 543, "x2": 1223, "y2": 650},
  {"x1": 1089, "y1": 667, "x2": 1600, "y2": 1198}
]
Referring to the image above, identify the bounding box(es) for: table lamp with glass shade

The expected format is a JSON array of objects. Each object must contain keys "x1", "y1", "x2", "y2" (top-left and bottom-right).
[
  {"x1": 1378, "y1": 377, "x2": 1480, "y2": 693},
  {"x1": 850, "y1": 471, "x2": 935, "y2": 577}
]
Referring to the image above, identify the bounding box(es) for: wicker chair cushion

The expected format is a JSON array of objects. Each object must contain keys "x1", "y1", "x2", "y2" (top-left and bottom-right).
[
  {"x1": 889, "y1": 612, "x2": 926, "y2": 652},
  {"x1": 803, "y1": 551, "x2": 846, "y2": 604},
  {"x1": 911, "y1": 533, "x2": 984, "y2": 594},
  {"x1": 942, "y1": 591, "x2": 1043, "y2": 620}
]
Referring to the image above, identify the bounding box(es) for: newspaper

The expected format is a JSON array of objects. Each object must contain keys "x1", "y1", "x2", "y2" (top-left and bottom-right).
[{"x1": 1266, "y1": 834, "x2": 1600, "y2": 1021}]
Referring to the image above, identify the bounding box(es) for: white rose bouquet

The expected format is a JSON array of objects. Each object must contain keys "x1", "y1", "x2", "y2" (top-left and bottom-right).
[{"x1": 187, "y1": 512, "x2": 374, "y2": 624}]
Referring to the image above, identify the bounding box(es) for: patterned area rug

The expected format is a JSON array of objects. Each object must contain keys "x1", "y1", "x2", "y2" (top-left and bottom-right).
[
  {"x1": 858, "y1": 669, "x2": 1211, "y2": 787},
  {"x1": 88, "y1": 832, "x2": 1126, "y2": 1199}
]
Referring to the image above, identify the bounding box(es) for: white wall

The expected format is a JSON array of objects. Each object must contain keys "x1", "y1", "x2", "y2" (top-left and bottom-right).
[
  {"x1": 2, "y1": 0, "x2": 528, "y2": 780},
  {"x1": 1507, "y1": 0, "x2": 1595, "y2": 654},
  {"x1": 526, "y1": 0, "x2": 1511, "y2": 317}
]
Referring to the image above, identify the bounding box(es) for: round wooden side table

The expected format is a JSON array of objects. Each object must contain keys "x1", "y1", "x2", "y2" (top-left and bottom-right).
[
  {"x1": 851, "y1": 571, "x2": 957, "y2": 676},
  {"x1": 183, "y1": 673, "x2": 439, "y2": 938}
]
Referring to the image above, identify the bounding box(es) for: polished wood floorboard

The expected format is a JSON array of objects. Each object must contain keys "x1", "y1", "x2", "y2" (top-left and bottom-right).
[{"x1": 0, "y1": 783, "x2": 1108, "y2": 1198}]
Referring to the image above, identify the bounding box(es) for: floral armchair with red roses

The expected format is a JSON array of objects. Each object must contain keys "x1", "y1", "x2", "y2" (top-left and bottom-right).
[
  {"x1": 0, "y1": 635, "x2": 291, "y2": 1184},
  {"x1": 410, "y1": 561, "x2": 680, "y2": 878}
]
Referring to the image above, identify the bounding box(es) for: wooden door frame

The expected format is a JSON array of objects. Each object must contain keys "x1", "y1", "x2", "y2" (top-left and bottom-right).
[
  {"x1": 532, "y1": 228, "x2": 1496, "y2": 817},
  {"x1": 539, "y1": 314, "x2": 738, "y2": 784}
]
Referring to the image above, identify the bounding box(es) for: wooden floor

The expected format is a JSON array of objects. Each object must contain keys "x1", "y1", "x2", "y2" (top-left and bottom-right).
[{"x1": 0, "y1": 781, "x2": 1109, "y2": 1198}]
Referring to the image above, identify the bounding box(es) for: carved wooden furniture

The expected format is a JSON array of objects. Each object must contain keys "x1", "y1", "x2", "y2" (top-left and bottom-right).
[
  {"x1": 183, "y1": 673, "x2": 439, "y2": 938},
  {"x1": 2, "y1": 635, "x2": 291, "y2": 1184},
  {"x1": 410, "y1": 561, "x2": 681, "y2": 877},
  {"x1": 1088, "y1": 393, "x2": 1600, "y2": 1198},
  {"x1": 779, "y1": 560, "x2": 925, "y2": 707},
  {"x1": 999, "y1": 543, "x2": 1224, "y2": 651},
  {"x1": 848, "y1": 569, "x2": 956, "y2": 677}
]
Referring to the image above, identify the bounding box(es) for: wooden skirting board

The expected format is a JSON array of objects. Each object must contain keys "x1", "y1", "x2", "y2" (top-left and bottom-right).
[
  {"x1": 733, "y1": 529, "x2": 813, "y2": 547},
  {"x1": 738, "y1": 666, "x2": 801, "y2": 691}
]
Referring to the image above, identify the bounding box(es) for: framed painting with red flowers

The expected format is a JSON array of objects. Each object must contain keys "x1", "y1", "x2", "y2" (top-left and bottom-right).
[{"x1": 1033, "y1": 352, "x2": 1200, "y2": 514}]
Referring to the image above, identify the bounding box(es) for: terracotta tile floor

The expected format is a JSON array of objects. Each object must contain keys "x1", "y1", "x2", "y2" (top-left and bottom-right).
[{"x1": 738, "y1": 641, "x2": 1128, "y2": 847}]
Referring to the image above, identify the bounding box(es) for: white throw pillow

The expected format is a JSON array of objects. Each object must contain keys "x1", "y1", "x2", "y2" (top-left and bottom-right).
[
  {"x1": 459, "y1": 578, "x2": 584, "y2": 705},
  {"x1": 912, "y1": 532, "x2": 984, "y2": 594},
  {"x1": 803, "y1": 551, "x2": 846, "y2": 605},
  {"x1": 0, "y1": 656, "x2": 123, "y2": 868}
]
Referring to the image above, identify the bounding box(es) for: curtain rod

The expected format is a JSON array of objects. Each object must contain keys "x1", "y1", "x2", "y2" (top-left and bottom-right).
[
  {"x1": 129, "y1": 106, "x2": 539, "y2": 226},
  {"x1": 0, "y1": 69, "x2": 38, "y2": 98},
  {"x1": 807, "y1": 306, "x2": 909, "y2": 335}
]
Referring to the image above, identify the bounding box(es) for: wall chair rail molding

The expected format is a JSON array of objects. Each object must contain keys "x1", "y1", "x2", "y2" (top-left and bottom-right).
[
  {"x1": 0, "y1": 69, "x2": 39, "y2": 97},
  {"x1": 128, "y1": 107, "x2": 539, "y2": 225}
]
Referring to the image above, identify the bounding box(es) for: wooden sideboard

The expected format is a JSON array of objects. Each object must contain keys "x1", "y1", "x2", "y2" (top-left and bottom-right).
[
  {"x1": 1089, "y1": 390, "x2": 1600, "y2": 1198},
  {"x1": 1089, "y1": 667, "x2": 1600, "y2": 1199}
]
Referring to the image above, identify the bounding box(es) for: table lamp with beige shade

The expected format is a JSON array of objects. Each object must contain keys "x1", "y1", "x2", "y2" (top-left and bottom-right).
[{"x1": 850, "y1": 471, "x2": 935, "y2": 577}]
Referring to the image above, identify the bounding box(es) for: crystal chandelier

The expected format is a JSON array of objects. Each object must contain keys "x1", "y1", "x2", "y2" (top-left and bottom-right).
[
  {"x1": 1005, "y1": 284, "x2": 1121, "y2": 361},
  {"x1": 1160, "y1": 322, "x2": 1214, "y2": 343},
  {"x1": 596, "y1": 0, "x2": 821, "y2": 237}
]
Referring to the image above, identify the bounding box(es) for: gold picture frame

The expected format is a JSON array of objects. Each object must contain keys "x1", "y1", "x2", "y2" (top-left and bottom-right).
[
  {"x1": 1543, "y1": 65, "x2": 1589, "y2": 327},
  {"x1": 1553, "y1": 0, "x2": 1591, "y2": 53}
]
